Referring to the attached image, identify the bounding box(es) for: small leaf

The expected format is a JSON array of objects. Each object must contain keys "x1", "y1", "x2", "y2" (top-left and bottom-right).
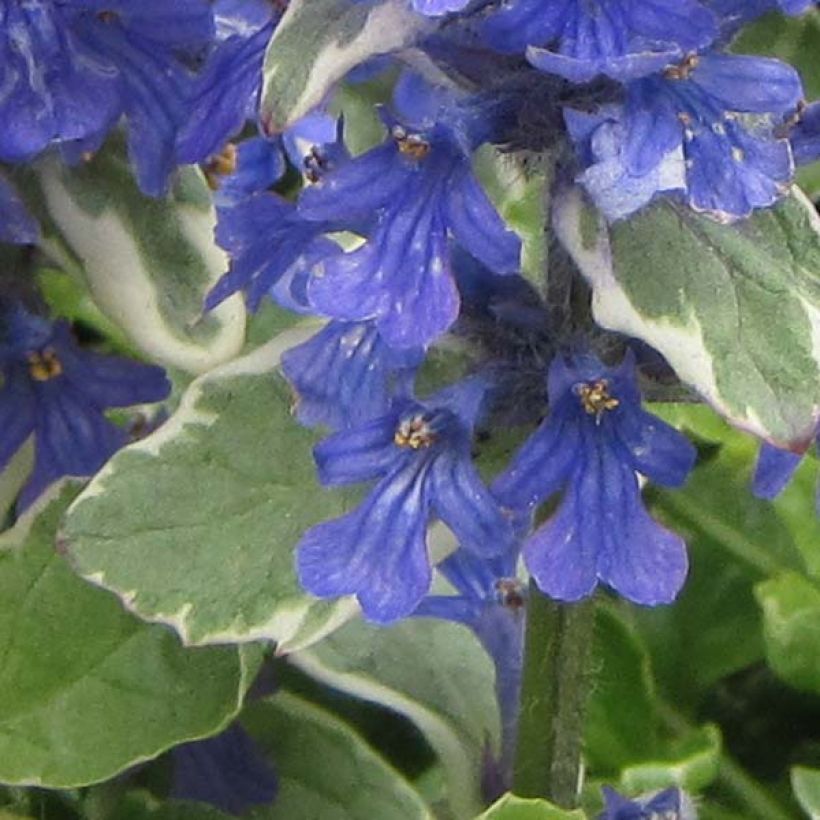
[
  {"x1": 791, "y1": 766, "x2": 820, "y2": 818},
  {"x1": 0, "y1": 485, "x2": 253, "y2": 788},
  {"x1": 243, "y1": 692, "x2": 431, "y2": 819},
  {"x1": 33, "y1": 142, "x2": 245, "y2": 374},
  {"x1": 62, "y1": 328, "x2": 358, "y2": 652},
  {"x1": 554, "y1": 187, "x2": 820, "y2": 448},
  {"x1": 755, "y1": 572, "x2": 820, "y2": 694},
  {"x1": 260, "y1": 0, "x2": 431, "y2": 133},
  {"x1": 619, "y1": 725, "x2": 722, "y2": 794},
  {"x1": 290, "y1": 617, "x2": 500, "y2": 818},
  {"x1": 476, "y1": 793, "x2": 585, "y2": 819}
]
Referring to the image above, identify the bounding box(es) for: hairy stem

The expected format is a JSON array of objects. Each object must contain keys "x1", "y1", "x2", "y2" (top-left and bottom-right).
[{"x1": 512, "y1": 584, "x2": 596, "y2": 806}]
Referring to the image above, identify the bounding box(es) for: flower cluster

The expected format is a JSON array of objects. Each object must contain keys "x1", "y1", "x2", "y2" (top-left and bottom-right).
[
  {"x1": 1, "y1": 0, "x2": 819, "y2": 810},
  {"x1": 0, "y1": 305, "x2": 170, "y2": 509}
]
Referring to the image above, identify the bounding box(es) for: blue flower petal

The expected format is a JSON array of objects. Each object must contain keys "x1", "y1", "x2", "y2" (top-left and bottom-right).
[
  {"x1": 313, "y1": 414, "x2": 401, "y2": 484},
  {"x1": 297, "y1": 462, "x2": 434, "y2": 622},
  {"x1": 171, "y1": 722, "x2": 278, "y2": 815},
  {"x1": 752, "y1": 442, "x2": 803, "y2": 500},
  {"x1": 523, "y1": 467, "x2": 600, "y2": 602},
  {"x1": 492, "y1": 413, "x2": 581, "y2": 509},
  {"x1": 430, "y1": 439, "x2": 514, "y2": 557},
  {"x1": 614, "y1": 405, "x2": 696, "y2": 487},
  {"x1": 176, "y1": 21, "x2": 273, "y2": 164},
  {"x1": 281, "y1": 320, "x2": 422, "y2": 430},
  {"x1": 0, "y1": 172, "x2": 40, "y2": 244},
  {"x1": 445, "y1": 163, "x2": 521, "y2": 275},
  {"x1": 298, "y1": 142, "x2": 410, "y2": 221},
  {"x1": 0, "y1": 370, "x2": 36, "y2": 469},
  {"x1": 690, "y1": 54, "x2": 803, "y2": 114}
]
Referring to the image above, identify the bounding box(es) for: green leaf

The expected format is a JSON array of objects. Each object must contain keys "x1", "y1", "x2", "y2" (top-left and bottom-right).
[
  {"x1": 637, "y1": 437, "x2": 805, "y2": 704},
  {"x1": 584, "y1": 606, "x2": 658, "y2": 773},
  {"x1": 290, "y1": 617, "x2": 500, "y2": 818},
  {"x1": 755, "y1": 572, "x2": 820, "y2": 694},
  {"x1": 243, "y1": 692, "x2": 431, "y2": 819},
  {"x1": 0, "y1": 442, "x2": 33, "y2": 527},
  {"x1": 476, "y1": 793, "x2": 585, "y2": 819},
  {"x1": 33, "y1": 144, "x2": 245, "y2": 374},
  {"x1": 791, "y1": 766, "x2": 820, "y2": 818},
  {"x1": 0, "y1": 485, "x2": 254, "y2": 788},
  {"x1": 108, "y1": 792, "x2": 231, "y2": 820},
  {"x1": 619, "y1": 724, "x2": 722, "y2": 794},
  {"x1": 554, "y1": 187, "x2": 820, "y2": 448},
  {"x1": 62, "y1": 329, "x2": 358, "y2": 652},
  {"x1": 260, "y1": 0, "x2": 430, "y2": 133}
]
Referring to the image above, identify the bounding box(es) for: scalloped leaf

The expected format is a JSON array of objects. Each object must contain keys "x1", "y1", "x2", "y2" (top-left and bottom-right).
[
  {"x1": 33, "y1": 142, "x2": 245, "y2": 375},
  {"x1": 0, "y1": 485, "x2": 255, "y2": 788},
  {"x1": 61, "y1": 328, "x2": 358, "y2": 652},
  {"x1": 554, "y1": 187, "x2": 820, "y2": 448}
]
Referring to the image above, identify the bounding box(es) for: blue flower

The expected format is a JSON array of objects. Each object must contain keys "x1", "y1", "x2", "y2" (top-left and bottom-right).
[
  {"x1": 281, "y1": 320, "x2": 423, "y2": 430},
  {"x1": 206, "y1": 116, "x2": 348, "y2": 311},
  {"x1": 752, "y1": 435, "x2": 818, "y2": 517},
  {"x1": 0, "y1": 0, "x2": 214, "y2": 196},
  {"x1": 413, "y1": 0, "x2": 471, "y2": 15},
  {"x1": 792, "y1": 101, "x2": 820, "y2": 167},
  {"x1": 564, "y1": 105, "x2": 686, "y2": 221},
  {"x1": 176, "y1": 0, "x2": 278, "y2": 165},
  {"x1": 297, "y1": 379, "x2": 516, "y2": 623},
  {"x1": 297, "y1": 112, "x2": 521, "y2": 348},
  {"x1": 171, "y1": 722, "x2": 278, "y2": 816},
  {"x1": 208, "y1": 192, "x2": 340, "y2": 312},
  {"x1": 0, "y1": 172, "x2": 39, "y2": 244},
  {"x1": 568, "y1": 53, "x2": 803, "y2": 220},
  {"x1": 482, "y1": 0, "x2": 718, "y2": 83},
  {"x1": 494, "y1": 352, "x2": 696, "y2": 605},
  {"x1": 414, "y1": 544, "x2": 525, "y2": 776},
  {"x1": 205, "y1": 112, "x2": 345, "y2": 206},
  {"x1": 0, "y1": 307, "x2": 170, "y2": 510},
  {"x1": 599, "y1": 786, "x2": 697, "y2": 819}
]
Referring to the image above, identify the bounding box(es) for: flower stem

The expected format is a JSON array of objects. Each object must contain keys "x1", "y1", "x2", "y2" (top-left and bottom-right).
[{"x1": 512, "y1": 583, "x2": 596, "y2": 806}]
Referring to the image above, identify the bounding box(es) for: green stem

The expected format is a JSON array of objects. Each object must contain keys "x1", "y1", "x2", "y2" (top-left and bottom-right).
[{"x1": 512, "y1": 584, "x2": 596, "y2": 806}]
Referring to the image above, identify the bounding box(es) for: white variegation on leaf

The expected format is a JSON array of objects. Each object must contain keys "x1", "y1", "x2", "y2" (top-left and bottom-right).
[
  {"x1": 35, "y1": 147, "x2": 245, "y2": 375},
  {"x1": 62, "y1": 326, "x2": 359, "y2": 653},
  {"x1": 554, "y1": 186, "x2": 820, "y2": 449},
  {"x1": 260, "y1": 0, "x2": 432, "y2": 133},
  {"x1": 0, "y1": 484, "x2": 257, "y2": 788},
  {"x1": 290, "y1": 617, "x2": 500, "y2": 819}
]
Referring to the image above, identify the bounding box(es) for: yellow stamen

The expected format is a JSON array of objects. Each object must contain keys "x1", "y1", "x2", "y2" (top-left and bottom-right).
[
  {"x1": 664, "y1": 53, "x2": 699, "y2": 81},
  {"x1": 394, "y1": 415, "x2": 436, "y2": 449},
  {"x1": 27, "y1": 348, "x2": 63, "y2": 382},
  {"x1": 577, "y1": 379, "x2": 619, "y2": 418},
  {"x1": 204, "y1": 143, "x2": 238, "y2": 190}
]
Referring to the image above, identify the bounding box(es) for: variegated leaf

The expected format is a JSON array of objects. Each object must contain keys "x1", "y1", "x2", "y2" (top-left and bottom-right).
[
  {"x1": 34, "y1": 144, "x2": 245, "y2": 375},
  {"x1": 554, "y1": 187, "x2": 820, "y2": 448},
  {"x1": 260, "y1": 0, "x2": 431, "y2": 133},
  {"x1": 61, "y1": 327, "x2": 358, "y2": 653}
]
